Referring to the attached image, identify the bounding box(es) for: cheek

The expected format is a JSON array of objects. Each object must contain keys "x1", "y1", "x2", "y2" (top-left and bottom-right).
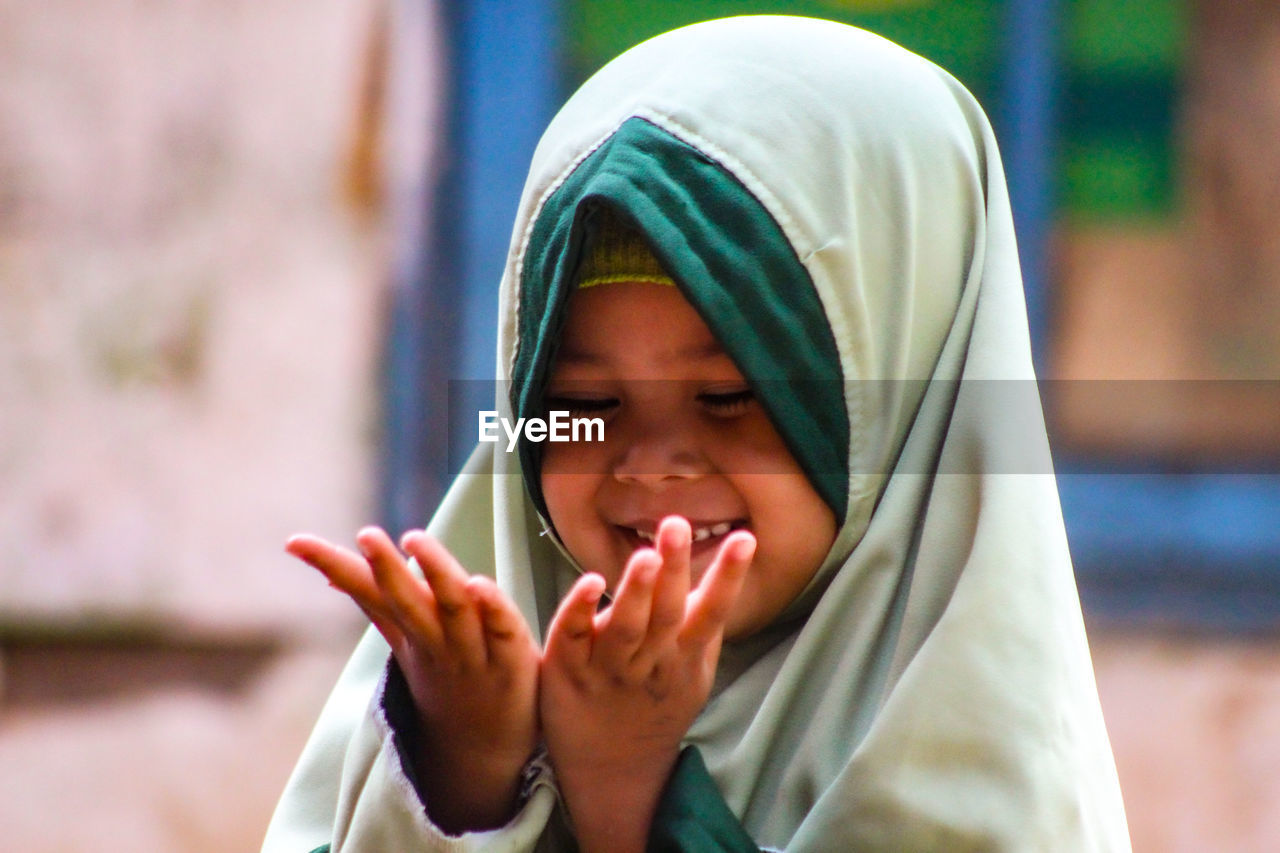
[
  {"x1": 782, "y1": 488, "x2": 839, "y2": 568},
  {"x1": 540, "y1": 470, "x2": 588, "y2": 529},
  {"x1": 542, "y1": 415, "x2": 629, "y2": 524},
  {"x1": 744, "y1": 477, "x2": 839, "y2": 607},
  {"x1": 540, "y1": 439, "x2": 607, "y2": 516},
  {"x1": 539, "y1": 468, "x2": 611, "y2": 568},
  {"x1": 702, "y1": 409, "x2": 805, "y2": 476},
  {"x1": 540, "y1": 437, "x2": 611, "y2": 478}
]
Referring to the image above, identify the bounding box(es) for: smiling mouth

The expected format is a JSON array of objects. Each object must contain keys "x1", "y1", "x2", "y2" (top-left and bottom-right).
[{"x1": 622, "y1": 520, "x2": 748, "y2": 546}]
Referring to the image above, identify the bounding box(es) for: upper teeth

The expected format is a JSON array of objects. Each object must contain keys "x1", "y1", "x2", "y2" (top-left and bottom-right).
[
  {"x1": 694, "y1": 522, "x2": 734, "y2": 541},
  {"x1": 636, "y1": 522, "x2": 734, "y2": 543}
]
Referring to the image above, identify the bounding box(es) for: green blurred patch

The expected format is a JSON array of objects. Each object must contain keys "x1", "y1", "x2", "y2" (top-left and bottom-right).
[
  {"x1": 1062, "y1": 0, "x2": 1184, "y2": 219},
  {"x1": 1062, "y1": 138, "x2": 1176, "y2": 220},
  {"x1": 1067, "y1": 0, "x2": 1185, "y2": 73},
  {"x1": 566, "y1": 0, "x2": 1186, "y2": 221},
  {"x1": 566, "y1": 0, "x2": 998, "y2": 104}
]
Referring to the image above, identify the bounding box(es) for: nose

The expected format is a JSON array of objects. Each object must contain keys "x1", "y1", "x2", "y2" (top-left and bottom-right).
[{"x1": 610, "y1": 418, "x2": 709, "y2": 490}]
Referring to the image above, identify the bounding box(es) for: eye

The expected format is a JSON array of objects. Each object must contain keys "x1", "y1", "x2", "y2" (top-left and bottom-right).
[
  {"x1": 697, "y1": 387, "x2": 755, "y2": 417},
  {"x1": 543, "y1": 396, "x2": 619, "y2": 419}
]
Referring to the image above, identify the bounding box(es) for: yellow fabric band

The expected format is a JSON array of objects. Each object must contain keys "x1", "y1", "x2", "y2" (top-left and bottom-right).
[
  {"x1": 575, "y1": 208, "x2": 675, "y2": 289},
  {"x1": 577, "y1": 273, "x2": 675, "y2": 289}
]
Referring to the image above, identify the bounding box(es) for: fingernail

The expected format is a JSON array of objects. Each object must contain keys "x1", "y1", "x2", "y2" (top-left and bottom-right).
[
  {"x1": 399, "y1": 529, "x2": 423, "y2": 551},
  {"x1": 663, "y1": 516, "x2": 690, "y2": 548}
]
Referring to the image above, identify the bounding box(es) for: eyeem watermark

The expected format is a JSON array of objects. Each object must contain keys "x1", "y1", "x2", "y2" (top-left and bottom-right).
[{"x1": 478, "y1": 410, "x2": 604, "y2": 452}]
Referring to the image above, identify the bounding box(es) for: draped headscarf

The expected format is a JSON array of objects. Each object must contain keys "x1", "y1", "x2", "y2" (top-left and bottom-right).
[{"x1": 264, "y1": 16, "x2": 1130, "y2": 852}]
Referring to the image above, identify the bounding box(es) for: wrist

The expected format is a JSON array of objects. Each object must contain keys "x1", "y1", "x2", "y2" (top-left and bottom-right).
[
  {"x1": 558, "y1": 738, "x2": 680, "y2": 789},
  {"x1": 418, "y1": 736, "x2": 533, "y2": 788},
  {"x1": 415, "y1": 740, "x2": 533, "y2": 833},
  {"x1": 384, "y1": 661, "x2": 532, "y2": 824},
  {"x1": 557, "y1": 748, "x2": 679, "y2": 853}
]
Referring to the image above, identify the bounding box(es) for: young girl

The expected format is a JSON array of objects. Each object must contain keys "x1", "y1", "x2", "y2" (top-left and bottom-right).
[{"x1": 264, "y1": 16, "x2": 1130, "y2": 852}]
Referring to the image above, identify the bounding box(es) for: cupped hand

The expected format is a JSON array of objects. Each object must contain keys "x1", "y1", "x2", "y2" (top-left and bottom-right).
[
  {"x1": 286, "y1": 527, "x2": 540, "y2": 833},
  {"x1": 539, "y1": 516, "x2": 756, "y2": 853}
]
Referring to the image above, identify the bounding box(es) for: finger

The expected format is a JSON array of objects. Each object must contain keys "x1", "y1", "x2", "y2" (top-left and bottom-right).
[
  {"x1": 287, "y1": 533, "x2": 383, "y2": 605},
  {"x1": 400, "y1": 531, "x2": 472, "y2": 615},
  {"x1": 467, "y1": 576, "x2": 534, "y2": 670},
  {"x1": 357, "y1": 526, "x2": 444, "y2": 648},
  {"x1": 544, "y1": 573, "x2": 607, "y2": 674},
  {"x1": 400, "y1": 531, "x2": 487, "y2": 666},
  {"x1": 285, "y1": 533, "x2": 406, "y2": 648},
  {"x1": 682, "y1": 531, "x2": 756, "y2": 649},
  {"x1": 594, "y1": 547, "x2": 660, "y2": 672},
  {"x1": 647, "y1": 516, "x2": 691, "y2": 644}
]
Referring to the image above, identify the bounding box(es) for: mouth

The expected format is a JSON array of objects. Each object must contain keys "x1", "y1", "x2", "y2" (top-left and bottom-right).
[{"x1": 617, "y1": 519, "x2": 749, "y2": 551}]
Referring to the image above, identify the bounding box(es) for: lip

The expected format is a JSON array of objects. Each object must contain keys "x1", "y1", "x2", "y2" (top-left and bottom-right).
[{"x1": 615, "y1": 518, "x2": 749, "y2": 561}]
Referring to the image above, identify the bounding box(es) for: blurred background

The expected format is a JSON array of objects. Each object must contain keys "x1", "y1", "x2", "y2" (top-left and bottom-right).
[{"x1": 2, "y1": 1, "x2": 1278, "y2": 850}]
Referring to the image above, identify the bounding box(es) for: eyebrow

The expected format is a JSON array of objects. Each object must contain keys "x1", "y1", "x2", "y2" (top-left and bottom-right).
[
  {"x1": 552, "y1": 347, "x2": 605, "y2": 366},
  {"x1": 554, "y1": 340, "x2": 728, "y2": 365},
  {"x1": 678, "y1": 340, "x2": 729, "y2": 360}
]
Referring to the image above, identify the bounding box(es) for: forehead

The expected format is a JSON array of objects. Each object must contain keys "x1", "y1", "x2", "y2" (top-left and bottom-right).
[{"x1": 554, "y1": 281, "x2": 733, "y2": 371}]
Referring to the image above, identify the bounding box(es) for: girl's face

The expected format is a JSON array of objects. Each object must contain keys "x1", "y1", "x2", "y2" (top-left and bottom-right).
[{"x1": 540, "y1": 282, "x2": 838, "y2": 640}]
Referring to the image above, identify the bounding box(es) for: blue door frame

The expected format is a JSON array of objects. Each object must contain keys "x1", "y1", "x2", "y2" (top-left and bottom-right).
[
  {"x1": 378, "y1": 0, "x2": 560, "y2": 534},
  {"x1": 387, "y1": 0, "x2": 1280, "y2": 629}
]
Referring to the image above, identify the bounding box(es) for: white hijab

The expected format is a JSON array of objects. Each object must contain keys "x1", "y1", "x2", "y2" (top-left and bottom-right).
[
  {"x1": 266, "y1": 16, "x2": 1131, "y2": 852},
  {"x1": 496, "y1": 16, "x2": 1130, "y2": 850}
]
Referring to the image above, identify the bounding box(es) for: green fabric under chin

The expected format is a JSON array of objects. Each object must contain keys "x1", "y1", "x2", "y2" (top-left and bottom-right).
[
  {"x1": 514, "y1": 116, "x2": 849, "y2": 521},
  {"x1": 649, "y1": 747, "x2": 760, "y2": 852}
]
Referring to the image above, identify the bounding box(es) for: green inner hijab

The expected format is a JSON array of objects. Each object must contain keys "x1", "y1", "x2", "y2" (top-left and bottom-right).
[{"x1": 512, "y1": 117, "x2": 849, "y2": 521}]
